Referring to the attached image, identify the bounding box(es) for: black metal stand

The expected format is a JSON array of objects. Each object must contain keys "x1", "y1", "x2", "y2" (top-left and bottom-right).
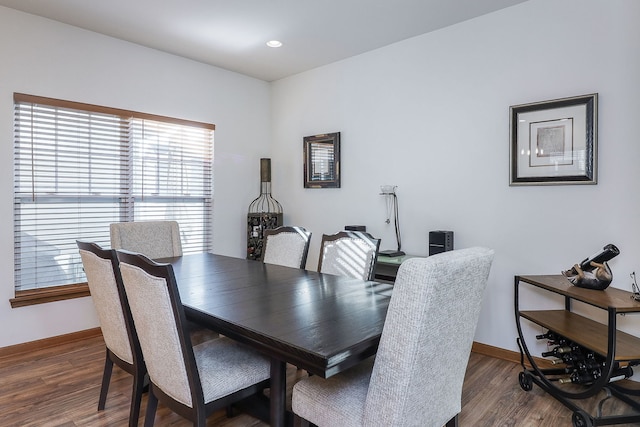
[{"x1": 515, "y1": 276, "x2": 640, "y2": 427}]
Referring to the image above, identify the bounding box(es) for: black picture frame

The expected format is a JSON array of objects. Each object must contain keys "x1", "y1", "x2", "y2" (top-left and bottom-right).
[
  {"x1": 303, "y1": 132, "x2": 340, "y2": 188},
  {"x1": 509, "y1": 94, "x2": 598, "y2": 186}
]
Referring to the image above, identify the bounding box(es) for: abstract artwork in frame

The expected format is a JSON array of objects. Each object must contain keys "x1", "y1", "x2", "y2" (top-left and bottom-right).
[{"x1": 509, "y1": 94, "x2": 598, "y2": 186}]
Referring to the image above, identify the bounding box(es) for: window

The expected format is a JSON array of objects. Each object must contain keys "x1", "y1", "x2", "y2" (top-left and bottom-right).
[{"x1": 12, "y1": 93, "x2": 213, "y2": 304}]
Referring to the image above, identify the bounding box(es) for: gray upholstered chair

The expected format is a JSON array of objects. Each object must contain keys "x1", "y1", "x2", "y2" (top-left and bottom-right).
[
  {"x1": 111, "y1": 220, "x2": 219, "y2": 343},
  {"x1": 293, "y1": 247, "x2": 495, "y2": 427},
  {"x1": 262, "y1": 226, "x2": 312, "y2": 269},
  {"x1": 317, "y1": 231, "x2": 381, "y2": 281},
  {"x1": 116, "y1": 250, "x2": 271, "y2": 427},
  {"x1": 76, "y1": 241, "x2": 146, "y2": 427},
  {"x1": 110, "y1": 220, "x2": 182, "y2": 259}
]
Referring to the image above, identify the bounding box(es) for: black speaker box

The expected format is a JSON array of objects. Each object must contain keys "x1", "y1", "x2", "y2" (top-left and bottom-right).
[{"x1": 429, "y1": 230, "x2": 454, "y2": 256}]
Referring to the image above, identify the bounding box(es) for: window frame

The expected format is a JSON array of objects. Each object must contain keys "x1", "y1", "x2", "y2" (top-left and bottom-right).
[{"x1": 11, "y1": 93, "x2": 214, "y2": 307}]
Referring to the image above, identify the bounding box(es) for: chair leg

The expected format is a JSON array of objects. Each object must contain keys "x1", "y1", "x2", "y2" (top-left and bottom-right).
[
  {"x1": 144, "y1": 390, "x2": 159, "y2": 427},
  {"x1": 98, "y1": 351, "x2": 114, "y2": 411},
  {"x1": 293, "y1": 413, "x2": 310, "y2": 427},
  {"x1": 225, "y1": 405, "x2": 234, "y2": 418},
  {"x1": 195, "y1": 410, "x2": 207, "y2": 427},
  {"x1": 445, "y1": 413, "x2": 459, "y2": 427},
  {"x1": 128, "y1": 372, "x2": 145, "y2": 427}
]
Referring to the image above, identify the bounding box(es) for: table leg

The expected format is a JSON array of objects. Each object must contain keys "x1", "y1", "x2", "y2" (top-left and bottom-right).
[{"x1": 270, "y1": 359, "x2": 286, "y2": 427}]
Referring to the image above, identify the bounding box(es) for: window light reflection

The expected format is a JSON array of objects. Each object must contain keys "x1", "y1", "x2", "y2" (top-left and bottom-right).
[{"x1": 321, "y1": 239, "x2": 375, "y2": 281}]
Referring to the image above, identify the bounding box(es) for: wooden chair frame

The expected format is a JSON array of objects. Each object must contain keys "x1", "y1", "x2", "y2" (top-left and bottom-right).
[
  {"x1": 317, "y1": 231, "x2": 381, "y2": 281},
  {"x1": 76, "y1": 241, "x2": 147, "y2": 427},
  {"x1": 116, "y1": 251, "x2": 270, "y2": 427},
  {"x1": 263, "y1": 226, "x2": 312, "y2": 269}
]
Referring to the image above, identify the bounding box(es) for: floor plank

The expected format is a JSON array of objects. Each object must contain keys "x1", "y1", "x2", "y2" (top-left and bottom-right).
[{"x1": 2, "y1": 335, "x2": 640, "y2": 426}]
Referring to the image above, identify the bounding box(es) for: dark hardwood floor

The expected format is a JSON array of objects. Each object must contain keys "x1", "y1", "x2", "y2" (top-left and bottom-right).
[{"x1": 1, "y1": 335, "x2": 640, "y2": 426}]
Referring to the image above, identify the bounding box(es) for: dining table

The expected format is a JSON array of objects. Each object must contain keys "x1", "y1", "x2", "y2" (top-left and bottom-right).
[{"x1": 161, "y1": 252, "x2": 393, "y2": 427}]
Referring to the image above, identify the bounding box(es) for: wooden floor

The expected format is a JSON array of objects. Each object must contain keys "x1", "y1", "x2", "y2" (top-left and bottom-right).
[{"x1": 2, "y1": 336, "x2": 640, "y2": 426}]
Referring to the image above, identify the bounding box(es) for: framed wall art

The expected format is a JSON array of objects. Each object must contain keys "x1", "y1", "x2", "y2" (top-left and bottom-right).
[
  {"x1": 509, "y1": 93, "x2": 598, "y2": 186},
  {"x1": 303, "y1": 132, "x2": 340, "y2": 188}
]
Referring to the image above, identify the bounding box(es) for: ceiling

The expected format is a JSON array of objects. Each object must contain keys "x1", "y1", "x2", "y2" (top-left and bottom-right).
[{"x1": 0, "y1": 0, "x2": 528, "y2": 82}]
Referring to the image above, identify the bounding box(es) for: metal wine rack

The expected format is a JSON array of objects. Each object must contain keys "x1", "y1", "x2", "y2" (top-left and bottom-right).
[{"x1": 515, "y1": 275, "x2": 640, "y2": 427}]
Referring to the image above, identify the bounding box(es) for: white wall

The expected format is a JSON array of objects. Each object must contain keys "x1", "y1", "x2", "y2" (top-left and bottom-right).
[
  {"x1": 0, "y1": 7, "x2": 271, "y2": 347},
  {"x1": 271, "y1": 0, "x2": 640, "y2": 353},
  {"x1": 2, "y1": 0, "x2": 639, "y2": 356}
]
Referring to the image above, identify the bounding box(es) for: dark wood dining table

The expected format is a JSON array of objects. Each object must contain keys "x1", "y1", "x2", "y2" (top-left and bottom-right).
[{"x1": 162, "y1": 253, "x2": 392, "y2": 427}]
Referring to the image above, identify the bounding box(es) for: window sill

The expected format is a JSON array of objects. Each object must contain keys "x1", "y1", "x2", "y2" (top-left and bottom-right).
[{"x1": 10, "y1": 283, "x2": 90, "y2": 308}]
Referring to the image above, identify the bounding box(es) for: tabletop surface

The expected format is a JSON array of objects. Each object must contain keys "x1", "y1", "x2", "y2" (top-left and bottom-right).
[
  {"x1": 517, "y1": 274, "x2": 640, "y2": 312},
  {"x1": 163, "y1": 253, "x2": 393, "y2": 377}
]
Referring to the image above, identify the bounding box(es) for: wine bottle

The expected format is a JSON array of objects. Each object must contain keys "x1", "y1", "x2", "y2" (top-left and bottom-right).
[
  {"x1": 542, "y1": 346, "x2": 573, "y2": 357},
  {"x1": 559, "y1": 366, "x2": 631, "y2": 384},
  {"x1": 569, "y1": 244, "x2": 620, "y2": 274},
  {"x1": 579, "y1": 359, "x2": 606, "y2": 371},
  {"x1": 536, "y1": 331, "x2": 559, "y2": 340},
  {"x1": 559, "y1": 358, "x2": 606, "y2": 371},
  {"x1": 552, "y1": 353, "x2": 587, "y2": 366},
  {"x1": 559, "y1": 372, "x2": 597, "y2": 384},
  {"x1": 609, "y1": 366, "x2": 633, "y2": 383},
  {"x1": 564, "y1": 368, "x2": 604, "y2": 384}
]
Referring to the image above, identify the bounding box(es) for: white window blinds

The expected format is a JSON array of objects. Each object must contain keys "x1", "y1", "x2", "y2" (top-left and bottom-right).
[{"x1": 13, "y1": 93, "x2": 214, "y2": 291}]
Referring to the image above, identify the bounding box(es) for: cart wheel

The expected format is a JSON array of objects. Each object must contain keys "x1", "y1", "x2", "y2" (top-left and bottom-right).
[
  {"x1": 572, "y1": 411, "x2": 593, "y2": 427},
  {"x1": 518, "y1": 371, "x2": 533, "y2": 391}
]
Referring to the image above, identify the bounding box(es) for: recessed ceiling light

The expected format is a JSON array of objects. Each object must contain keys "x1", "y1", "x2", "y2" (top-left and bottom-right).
[{"x1": 266, "y1": 40, "x2": 283, "y2": 48}]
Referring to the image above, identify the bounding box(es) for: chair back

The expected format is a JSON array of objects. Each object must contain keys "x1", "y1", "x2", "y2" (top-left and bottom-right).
[
  {"x1": 117, "y1": 251, "x2": 201, "y2": 409},
  {"x1": 363, "y1": 247, "x2": 494, "y2": 427},
  {"x1": 263, "y1": 226, "x2": 312, "y2": 269},
  {"x1": 317, "y1": 231, "x2": 381, "y2": 281},
  {"x1": 77, "y1": 241, "x2": 139, "y2": 366},
  {"x1": 110, "y1": 220, "x2": 182, "y2": 259}
]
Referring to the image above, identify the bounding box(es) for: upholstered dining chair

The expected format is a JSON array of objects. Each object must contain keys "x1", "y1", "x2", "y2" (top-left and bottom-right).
[
  {"x1": 110, "y1": 220, "x2": 182, "y2": 259},
  {"x1": 317, "y1": 231, "x2": 381, "y2": 281},
  {"x1": 262, "y1": 226, "x2": 312, "y2": 269},
  {"x1": 292, "y1": 247, "x2": 495, "y2": 427},
  {"x1": 111, "y1": 220, "x2": 219, "y2": 343},
  {"x1": 76, "y1": 241, "x2": 146, "y2": 427},
  {"x1": 116, "y1": 250, "x2": 271, "y2": 427}
]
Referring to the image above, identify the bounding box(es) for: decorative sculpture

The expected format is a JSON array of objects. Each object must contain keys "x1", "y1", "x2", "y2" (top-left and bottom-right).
[
  {"x1": 247, "y1": 158, "x2": 283, "y2": 261},
  {"x1": 561, "y1": 244, "x2": 619, "y2": 290},
  {"x1": 562, "y1": 262, "x2": 613, "y2": 290}
]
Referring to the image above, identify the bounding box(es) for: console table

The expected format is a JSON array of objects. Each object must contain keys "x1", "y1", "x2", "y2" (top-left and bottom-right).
[
  {"x1": 374, "y1": 254, "x2": 419, "y2": 282},
  {"x1": 515, "y1": 275, "x2": 640, "y2": 427}
]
